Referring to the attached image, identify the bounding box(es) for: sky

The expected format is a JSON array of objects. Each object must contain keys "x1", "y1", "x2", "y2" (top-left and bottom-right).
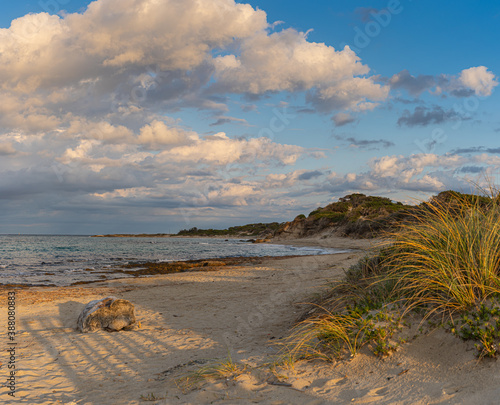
[{"x1": 1, "y1": 0, "x2": 500, "y2": 234}]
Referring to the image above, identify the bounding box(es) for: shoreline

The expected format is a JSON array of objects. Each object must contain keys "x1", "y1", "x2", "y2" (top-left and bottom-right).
[{"x1": 2, "y1": 237, "x2": 361, "y2": 289}]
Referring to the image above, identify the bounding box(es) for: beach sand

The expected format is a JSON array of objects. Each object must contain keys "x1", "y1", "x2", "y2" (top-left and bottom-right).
[{"x1": 1, "y1": 236, "x2": 499, "y2": 404}]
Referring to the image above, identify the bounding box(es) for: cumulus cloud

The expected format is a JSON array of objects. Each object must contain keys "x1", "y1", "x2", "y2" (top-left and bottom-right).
[
  {"x1": 138, "y1": 120, "x2": 197, "y2": 148},
  {"x1": 0, "y1": 121, "x2": 319, "y2": 233},
  {"x1": 0, "y1": 1, "x2": 267, "y2": 91},
  {"x1": 2, "y1": 0, "x2": 374, "y2": 233},
  {"x1": 264, "y1": 169, "x2": 325, "y2": 189},
  {"x1": 237, "y1": 150, "x2": 500, "y2": 212},
  {"x1": 65, "y1": 119, "x2": 135, "y2": 144},
  {"x1": 369, "y1": 153, "x2": 500, "y2": 189},
  {"x1": 158, "y1": 132, "x2": 304, "y2": 165},
  {"x1": 212, "y1": 29, "x2": 379, "y2": 95},
  {"x1": 459, "y1": 66, "x2": 499, "y2": 96},
  {"x1": 312, "y1": 153, "x2": 500, "y2": 197},
  {"x1": 307, "y1": 76, "x2": 389, "y2": 112},
  {"x1": 0, "y1": 0, "x2": 389, "y2": 127}
]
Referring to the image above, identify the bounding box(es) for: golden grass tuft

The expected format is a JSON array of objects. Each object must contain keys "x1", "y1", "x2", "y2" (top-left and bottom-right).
[
  {"x1": 383, "y1": 191, "x2": 500, "y2": 315},
  {"x1": 176, "y1": 353, "x2": 248, "y2": 392},
  {"x1": 281, "y1": 308, "x2": 366, "y2": 362}
]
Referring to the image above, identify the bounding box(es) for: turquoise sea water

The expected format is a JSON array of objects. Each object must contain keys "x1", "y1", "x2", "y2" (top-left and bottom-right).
[{"x1": 0, "y1": 235, "x2": 349, "y2": 286}]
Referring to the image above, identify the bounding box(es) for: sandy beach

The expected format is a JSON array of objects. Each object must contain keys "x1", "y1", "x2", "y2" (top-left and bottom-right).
[{"x1": 1, "y1": 236, "x2": 499, "y2": 404}]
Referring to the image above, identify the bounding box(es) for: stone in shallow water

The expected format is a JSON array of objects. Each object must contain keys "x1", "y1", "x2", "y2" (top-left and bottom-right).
[{"x1": 77, "y1": 296, "x2": 136, "y2": 333}]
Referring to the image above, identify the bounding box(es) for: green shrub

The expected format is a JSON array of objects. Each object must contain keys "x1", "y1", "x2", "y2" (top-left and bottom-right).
[{"x1": 312, "y1": 212, "x2": 346, "y2": 222}]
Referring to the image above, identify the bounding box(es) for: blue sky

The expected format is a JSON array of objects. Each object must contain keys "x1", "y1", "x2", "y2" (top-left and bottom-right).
[{"x1": 1, "y1": 0, "x2": 499, "y2": 234}]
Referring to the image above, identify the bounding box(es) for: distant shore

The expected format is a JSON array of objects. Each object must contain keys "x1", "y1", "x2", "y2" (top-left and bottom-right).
[
  {"x1": 92, "y1": 233, "x2": 257, "y2": 239},
  {"x1": 92, "y1": 233, "x2": 174, "y2": 237}
]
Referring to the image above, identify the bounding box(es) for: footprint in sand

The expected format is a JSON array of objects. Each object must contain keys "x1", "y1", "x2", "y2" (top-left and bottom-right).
[{"x1": 336, "y1": 386, "x2": 389, "y2": 403}]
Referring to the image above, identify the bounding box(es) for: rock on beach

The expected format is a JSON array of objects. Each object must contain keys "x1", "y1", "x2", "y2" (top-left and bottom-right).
[{"x1": 77, "y1": 296, "x2": 136, "y2": 333}]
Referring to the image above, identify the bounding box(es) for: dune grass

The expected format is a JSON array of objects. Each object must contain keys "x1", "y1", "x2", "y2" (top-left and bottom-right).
[
  {"x1": 282, "y1": 190, "x2": 500, "y2": 360},
  {"x1": 385, "y1": 191, "x2": 500, "y2": 314},
  {"x1": 176, "y1": 352, "x2": 248, "y2": 391}
]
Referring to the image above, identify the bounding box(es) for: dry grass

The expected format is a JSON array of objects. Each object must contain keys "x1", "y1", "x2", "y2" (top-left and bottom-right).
[
  {"x1": 383, "y1": 191, "x2": 500, "y2": 315},
  {"x1": 281, "y1": 308, "x2": 367, "y2": 361},
  {"x1": 176, "y1": 352, "x2": 248, "y2": 391}
]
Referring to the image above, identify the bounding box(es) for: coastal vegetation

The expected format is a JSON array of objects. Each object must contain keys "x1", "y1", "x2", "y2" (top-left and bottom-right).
[
  {"x1": 275, "y1": 193, "x2": 413, "y2": 239},
  {"x1": 93, "y1": 222, "x2": 282, "y2": 238},
  {"x1": 176, "y1": 222, "x2": 282, "y2": 237},
  {"x1": 282, "y1": 189, "x2": 500, "y2": 361}
]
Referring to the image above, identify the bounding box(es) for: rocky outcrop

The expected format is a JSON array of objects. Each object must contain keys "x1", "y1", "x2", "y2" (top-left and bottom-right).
[
  {"x1": 77, "y1": 296, "x2": 136, "y2": 333},
  {"x1": 276, "y1": 216, "x2": 335, "y2": 239}
]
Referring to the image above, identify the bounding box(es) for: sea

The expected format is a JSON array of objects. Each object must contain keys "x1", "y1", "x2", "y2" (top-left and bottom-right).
[{"x1": 0, "y1": 235, "x2": 350, "y2": 287}]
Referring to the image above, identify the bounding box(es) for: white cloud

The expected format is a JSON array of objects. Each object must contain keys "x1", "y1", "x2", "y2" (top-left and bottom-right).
[
  {"x1": 310, "y1": 77, "x2": 388, "y2": 112},
  {"x1": 0, "y1": 0, "x2": 267, "y2": 92},
  {"x1": 459, "y1": 66, "x2": 498, "y2": 96},
  {"x1": 369, "y1": 154, "x2": 464, "y2": 182},
  {"x1": 0, "y1": 0, "x2": 388, "y2": 124},
  {"x1": 138, "y1": 120, "x2": 197, "y2": 148},
  {"x1": 358, "y1": 153, "x2": 500, "y2": 192},
  {"x1": 157, "y1": 132, "x2": 304, "y2": 165},
  {"x1": 206, "y1": 183, "x2": 258, "y2": 206},
  {"x1": 214, "y1": 31, "x2": 369, "y2": 91},
  {"x1": 264, "y1": 169, "x2": 324, "y2": 188},
  {"x1": 213, "y1": 29, "x2": 388, "y2": 111},
  {"x1": 61, "y1": 139, "x2": 97, "y2": 161},
  {"x1": 66, "y1": 119, "x2": 135, "y2": 144}
]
